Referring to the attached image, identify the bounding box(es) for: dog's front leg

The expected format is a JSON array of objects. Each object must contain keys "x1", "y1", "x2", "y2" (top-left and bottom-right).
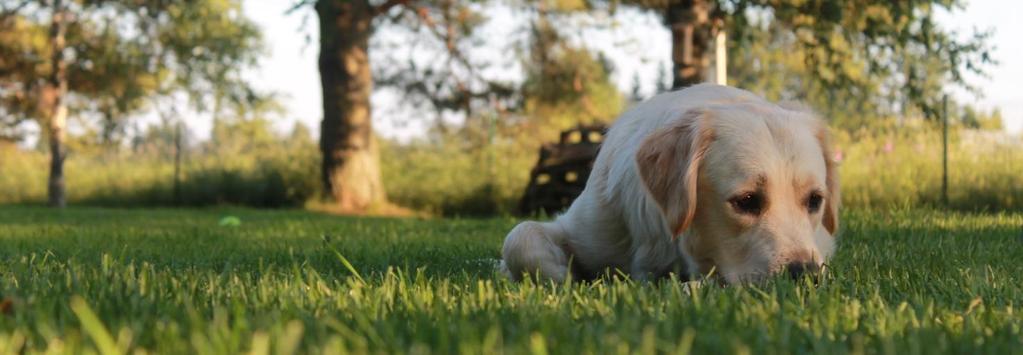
[
  {"x1": 628, "y1": 241, "x2": 684, "y2": 281},
  {"x1": 500, "y1": 221, "x2": 571, "y2": 282}
]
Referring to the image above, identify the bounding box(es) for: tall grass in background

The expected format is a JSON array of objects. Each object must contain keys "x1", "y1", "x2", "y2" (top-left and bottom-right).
[
  {"x1": 836, "y1": 123, "x2": 1023, "y2": 210},
  {"x1": 380, "y1": 122, "x2": 1023, "y2": 215},
  {"x1": 1, "y1": 121, "x2": 1021, "y2": 213},
  {"x1": 379, "y1": 135, "x2": 536, "y2": 216},
  {"x1": 0, "y1": 117, "x2": 321, "y2": 208},
  {"x1": 0, "y1": 146, "x2": 319, "y2": 207}
]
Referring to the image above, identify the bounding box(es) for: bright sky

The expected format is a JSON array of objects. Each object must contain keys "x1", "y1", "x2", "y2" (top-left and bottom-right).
[{"x1": 238, "y1": 0, "x2": 1022, "y2": 141}]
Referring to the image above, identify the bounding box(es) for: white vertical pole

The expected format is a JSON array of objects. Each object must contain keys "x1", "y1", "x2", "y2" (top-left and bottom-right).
[{"x1": 714, "y1": 30, "x2": 727, "y2": 85}]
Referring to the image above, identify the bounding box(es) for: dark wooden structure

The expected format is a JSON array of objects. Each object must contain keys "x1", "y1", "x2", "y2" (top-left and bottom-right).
[{"x1": 519, "y1": 123, "x2": 607, "y2": 216}]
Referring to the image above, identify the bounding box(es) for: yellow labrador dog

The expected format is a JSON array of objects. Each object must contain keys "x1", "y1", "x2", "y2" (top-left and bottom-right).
[{"x1": 501, "y1": 84, "x2": 839, "y2": 284}]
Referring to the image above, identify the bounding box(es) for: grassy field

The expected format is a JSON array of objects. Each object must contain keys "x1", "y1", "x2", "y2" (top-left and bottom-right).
[{"x1": 1, "y1": 206, "x2": 1022, "y2": 354}]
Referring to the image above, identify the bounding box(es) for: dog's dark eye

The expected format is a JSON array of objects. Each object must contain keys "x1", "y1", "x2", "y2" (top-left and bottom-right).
[
  {"x1": 806, "y1": 192, "x2": 824, "y2": 213},
  {"x1": 730, "y1": 192, "x2": 763, "y2": 215}
]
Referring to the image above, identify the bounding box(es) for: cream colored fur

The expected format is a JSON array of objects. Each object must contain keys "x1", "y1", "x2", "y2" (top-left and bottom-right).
[{"x1": 501, "y1": 84, "x2": 840, "y2": 284}]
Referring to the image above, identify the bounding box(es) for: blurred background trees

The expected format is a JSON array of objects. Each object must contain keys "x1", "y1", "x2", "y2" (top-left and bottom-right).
[
  {"x1": 0, "y1": 0, "x2": 1017, "y2": 214},
  {"x1": 0, "y1": 0, "x2": 262, "y2": 207},
  {"x1": 553, "y1": 0, "x2": 994, "y2": 128}
]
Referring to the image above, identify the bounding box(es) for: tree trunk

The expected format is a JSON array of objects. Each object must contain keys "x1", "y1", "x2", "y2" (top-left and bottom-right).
[
  {"x1": 315, "y1": 0, "x2": 388, "y2": 211},
  {"x1": 44, "y1": 0, "x2": 69, "y2": 208},
  {"x1": 666, "y1": 0, "x2": 713, "y2": 89}
]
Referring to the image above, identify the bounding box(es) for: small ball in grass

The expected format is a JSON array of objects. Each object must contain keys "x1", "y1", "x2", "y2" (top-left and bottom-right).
[{"x1": 218, "y1": 216, "x2": 241, "y2": 227}]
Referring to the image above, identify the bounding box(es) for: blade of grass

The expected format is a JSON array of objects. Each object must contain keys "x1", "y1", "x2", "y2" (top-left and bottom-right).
[
  {"x1": 328, "y1": 244, "x2": 364, "y2": 283},
  {"x1": 70, "y1": 296, "x2": 120, "y2": 355}
]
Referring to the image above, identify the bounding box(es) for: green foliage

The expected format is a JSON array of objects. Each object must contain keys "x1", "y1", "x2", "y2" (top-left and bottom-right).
[
  {"x1": 521, "y1": 12, "x2": 625, "y2": 136},
  {"x1": 370, "y1": 0, "x2": 516, "y2": 122},
  {"x1": 0, "y1": 0, "x2": 263, "y2": 144},
  {"x1": 727, "y1": 20, "x2": 882, "y2": 130},
  {"x1": 730, "y1": 0, "x2": 994, "y2": 120},
  {"x1": 569, "y1": 0, "x2": 993, "y2": 123},
  {"x1": 960, "y1": 106, "x2": 1003, "y2": 131},
  {"x1": 1, "y1": 207, "x2": 1022, "y2": 353},
  {"x1": 371, "y1": 0, "x2": 624, "y2": 138}
]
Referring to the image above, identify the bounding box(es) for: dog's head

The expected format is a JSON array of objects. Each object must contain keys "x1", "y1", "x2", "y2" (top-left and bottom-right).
[{"x1": 636, "y1": 102, "x2": 839, "y2": 284}]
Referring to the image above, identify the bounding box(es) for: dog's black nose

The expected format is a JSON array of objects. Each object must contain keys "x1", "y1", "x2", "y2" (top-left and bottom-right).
[{"x1": 786, "y1": 262, "x2": 820, "y2": 280}]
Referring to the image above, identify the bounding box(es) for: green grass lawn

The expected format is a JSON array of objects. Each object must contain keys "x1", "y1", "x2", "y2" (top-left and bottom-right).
[{"x1": 1, "y1": 206, "x2": 1022, "y2": 354}]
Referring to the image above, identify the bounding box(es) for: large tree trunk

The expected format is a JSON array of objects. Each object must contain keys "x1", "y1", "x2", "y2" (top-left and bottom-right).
[
  {"x1": 666, "y1": 0, "x2": 714, "y2": 89},
  {"x1": 44, "y1": 0, "x2": 69, "y2": 208},
  {"x1": 315, "y1": 0, "x2": 387, "y2": 211}
]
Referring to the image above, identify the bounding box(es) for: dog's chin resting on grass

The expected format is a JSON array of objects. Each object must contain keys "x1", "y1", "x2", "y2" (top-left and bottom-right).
[{"x1": 501, "y1": 84, "x2": 840, "y2": 284}]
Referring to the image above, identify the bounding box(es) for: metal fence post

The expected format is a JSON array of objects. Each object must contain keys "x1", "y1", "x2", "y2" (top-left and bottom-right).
[{"x1": 942, "y1": 95, "x2": 949, "y2": 207}]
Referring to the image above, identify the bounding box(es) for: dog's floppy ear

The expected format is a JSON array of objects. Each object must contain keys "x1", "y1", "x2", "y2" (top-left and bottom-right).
[
  {"x1": 635, "y1": 109, "x2": 713, "y2": 238},
  {"x1": 816, "y1": 126, "x2": 840, "y2": 235}
]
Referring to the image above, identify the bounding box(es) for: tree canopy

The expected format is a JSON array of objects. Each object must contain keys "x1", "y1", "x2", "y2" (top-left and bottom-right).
[
  {"x1": 0, "y1": 0, "x2": 263, "y2": 144},
  {"x1": 537, "y1": 0, "x2": 993, "y2": 123},
  {"x1": 725, "y1": 0, "x2": 993, "y2": 121}
]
